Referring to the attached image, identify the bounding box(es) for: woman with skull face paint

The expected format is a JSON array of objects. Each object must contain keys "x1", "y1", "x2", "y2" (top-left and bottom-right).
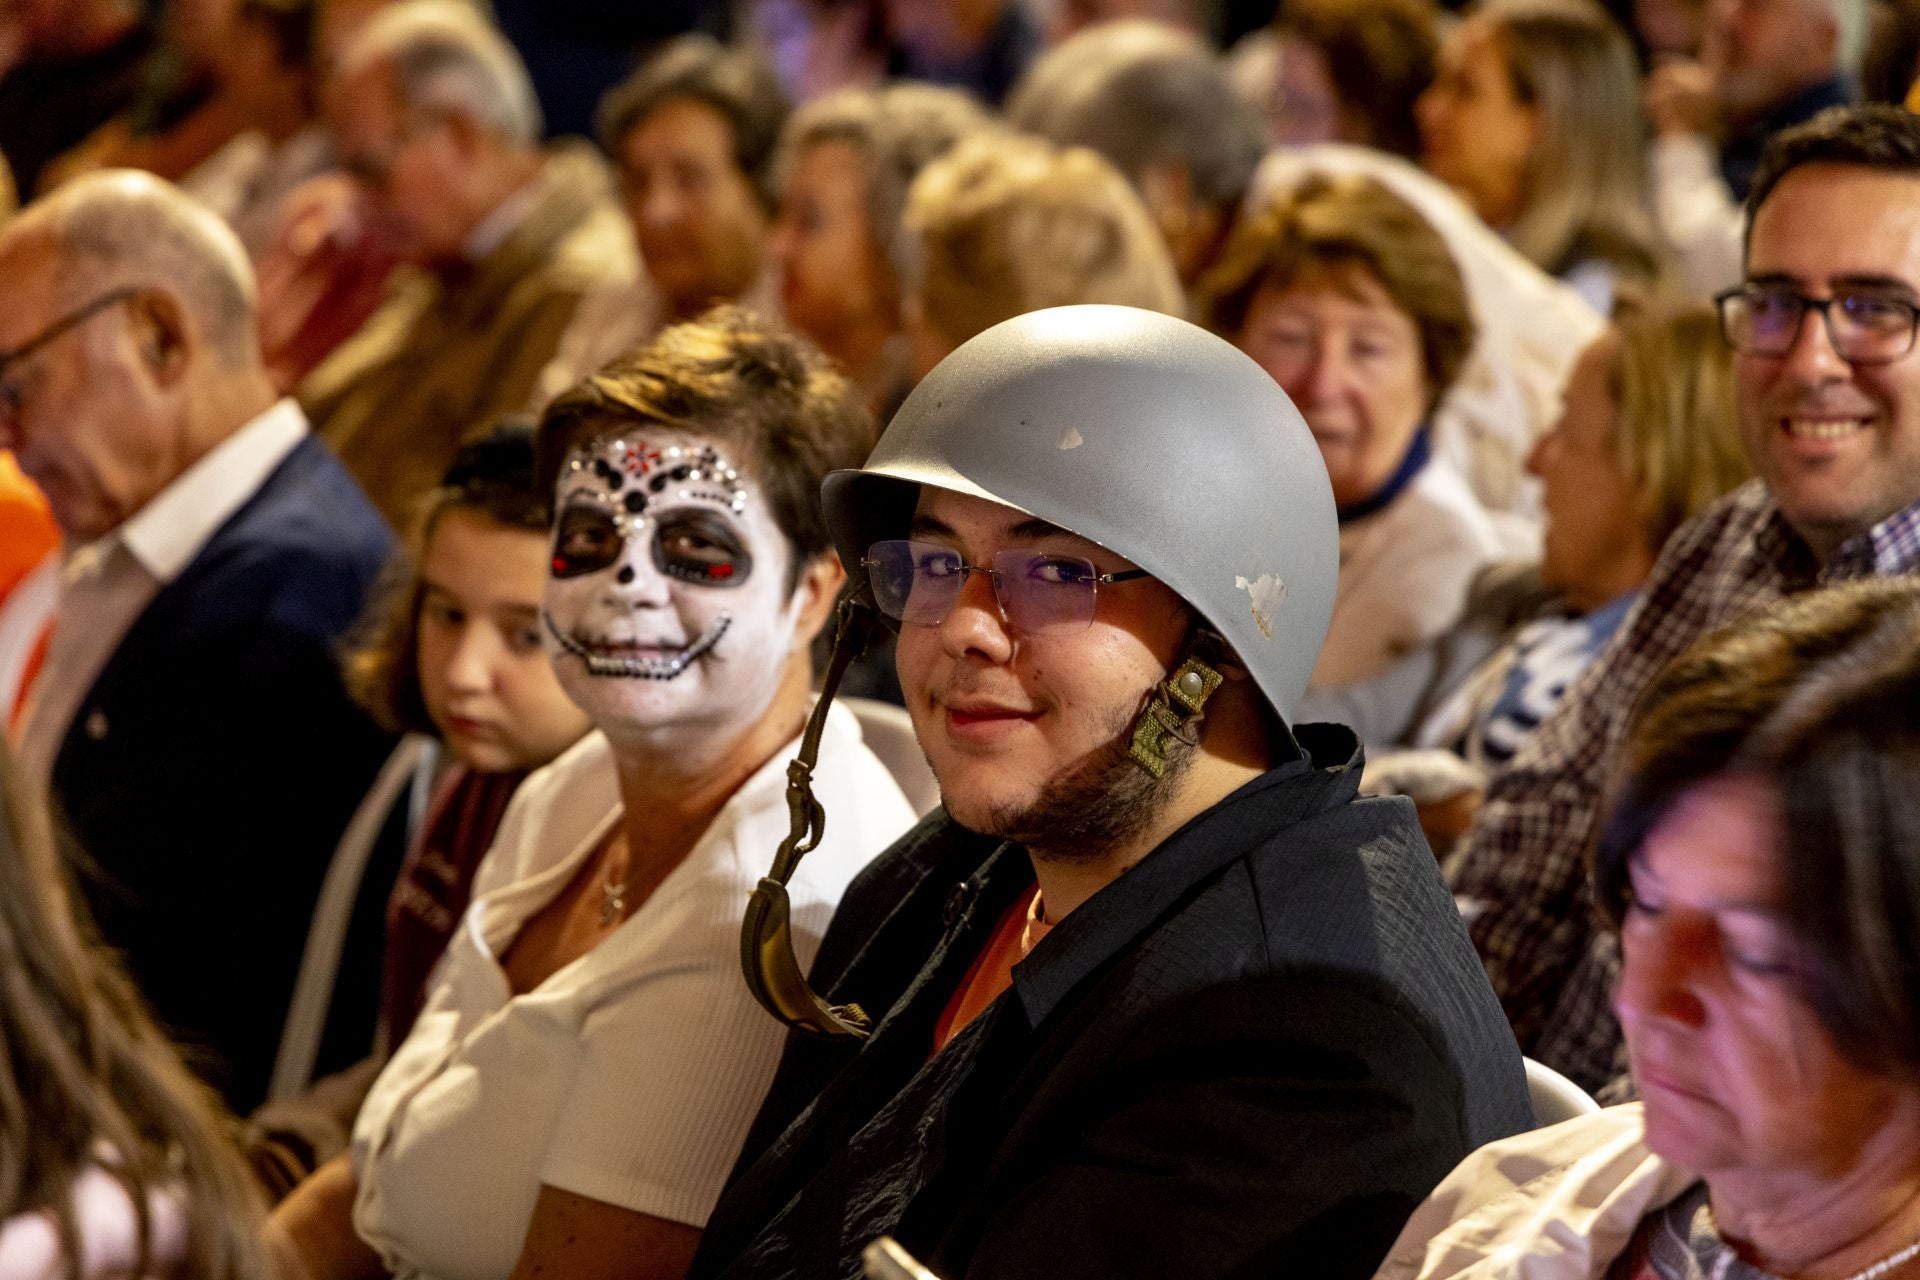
[{"x1": 269, "y1": 309, "x2": 915, "y2": 1280}]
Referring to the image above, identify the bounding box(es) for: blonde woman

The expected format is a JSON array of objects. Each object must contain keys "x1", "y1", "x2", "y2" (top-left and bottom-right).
[
  {"x1": 902, "y1": 132, "x2": 1185, "y2": 379},
  {"x1": 1414, "y1": 303, "x2": 1750, "y2": 771},
  {"x1": 1417, "y1": 0, "x2": 1659, "y2": 313}
]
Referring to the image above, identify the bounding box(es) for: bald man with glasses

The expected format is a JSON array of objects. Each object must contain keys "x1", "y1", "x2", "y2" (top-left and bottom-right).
[{"x1": 0, "y1": 170, "x2": 393, "y2": 1112}]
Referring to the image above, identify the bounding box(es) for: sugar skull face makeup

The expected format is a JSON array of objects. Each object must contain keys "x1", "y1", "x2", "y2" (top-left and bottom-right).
[{"x1": 543, "y1": 432, "x2": 806, "y2": 734}]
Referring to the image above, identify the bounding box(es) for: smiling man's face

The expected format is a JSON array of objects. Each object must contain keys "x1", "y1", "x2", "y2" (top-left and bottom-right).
[
  {"x1": 542, "y1": 430, "x2": 802, "y2": 741},
  {"x1": 892, "y1": 487, "x2": 1193, "y2": 851},
  {"x1": 1736, "y1": 164, "x2": 1920, "y2": 558}
]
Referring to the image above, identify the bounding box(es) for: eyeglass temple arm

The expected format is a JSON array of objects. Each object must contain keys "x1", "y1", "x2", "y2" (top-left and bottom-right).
[{"x1": 740, "y1": 594, "x2": 882, "y2": 1040}]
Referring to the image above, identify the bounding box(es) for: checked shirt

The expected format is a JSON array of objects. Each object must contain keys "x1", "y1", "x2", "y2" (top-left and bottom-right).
[{"x1": 1448, "y1": 479, "x2": 1920, "y2": 1091}]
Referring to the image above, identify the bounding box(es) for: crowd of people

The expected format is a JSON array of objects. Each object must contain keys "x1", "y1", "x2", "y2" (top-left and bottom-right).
[{"x1": 3, "y1": 0, "x2": 1920, "y2": 1276}]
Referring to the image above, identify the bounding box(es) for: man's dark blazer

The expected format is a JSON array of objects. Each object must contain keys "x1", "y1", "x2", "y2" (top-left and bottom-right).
[
  {"x1": 51, "y1": 434, "x2": 394, "y2": 1112},
  {"x1": 693, "y1": 723, "x2": 1532, "y2": 1280}
]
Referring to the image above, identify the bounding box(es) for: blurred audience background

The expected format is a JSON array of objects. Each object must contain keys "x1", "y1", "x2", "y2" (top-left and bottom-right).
[{"x1": 7, "y1": 0, "x2": 1920, "y2": 1273}]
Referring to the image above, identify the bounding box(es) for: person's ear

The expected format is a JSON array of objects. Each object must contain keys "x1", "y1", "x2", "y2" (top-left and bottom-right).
[
  {"x1": 790, "y1": 552, "x2": 848, "y2": 650},
  {"x1": 127, "y1": 290, "x2": 190, "y2": 387}
]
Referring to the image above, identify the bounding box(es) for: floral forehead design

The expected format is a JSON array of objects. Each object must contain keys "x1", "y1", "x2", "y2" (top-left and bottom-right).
[{"x1": 564, "y1": 437, "x2": 751, "y2": 538}]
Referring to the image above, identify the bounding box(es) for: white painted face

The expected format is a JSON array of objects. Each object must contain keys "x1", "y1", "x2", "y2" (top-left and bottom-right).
[{"x1": 542, "y1": 431, "x2": 803, "y2": 739}]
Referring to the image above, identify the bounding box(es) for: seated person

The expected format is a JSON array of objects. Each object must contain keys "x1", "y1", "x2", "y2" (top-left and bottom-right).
[
  {"x1": 247, "y1": 423, "x2": 592, "y2": 1194},
  {"x1": 298, "y1": 1, "x2": 638, "y2": 527},
  {"x1": 0, "y1": 746, "x2": 268, "y2": 1280},
  {"x1": 901, "y1": 131, "x2": 1185, "y2": 380},
  {"x1": 688, "y1": 306, "x2": 1531, "y2": 1280},
  {"x1": 0, "y1": 0, "x2": 156, "y2": 196},
  {"x1": 268, "y1": 308, "x2": 917, "y2": 1280},
  {"x1": 1010, "y1": 22, "x2": 1605, "y2": 535},
  {"x1": 179, "y1": 0, "x2": 333, "y2": 258},
  {"x1": 767, "y1": 83, "x2": 991, "y2": 414},
  {"x1": 1203, "y1": 172, "x2": 1505, "y2": 748},
  {"x1": 1416, "y1": 0, "x2": 1659, "y2": 314},
  {"x1": 1415, "y1": 302, "x2": 1750, "y2": 772},
  {"x1": 1378, "y1": 579, "x2": 1920, "y2": 1278},
  {"x1": 535, "y1": 36, "x2": 790, "y2": 405},
  {"x1": 1228, "y1": 0, "x2": 1438, "y2": 159}
]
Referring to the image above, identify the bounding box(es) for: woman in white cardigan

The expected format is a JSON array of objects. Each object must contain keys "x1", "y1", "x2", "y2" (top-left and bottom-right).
[
  {"x1": 1377, "y1": 583, "x2": 1920, "y2": 1280},
  {"x1": 270, "y1": 310, "x2": 916, "y2": 1280},
  {"x1": 1205, "y1": 171, "x2": 1503, "y2": 747}
]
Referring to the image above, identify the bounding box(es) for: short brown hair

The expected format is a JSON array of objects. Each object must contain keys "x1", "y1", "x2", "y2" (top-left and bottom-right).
[
  {"x1": 1594, "y1": 579, "x2": 1920, "y2": 1081},
  {"x1": 537, "y1": 306, "x2": 875, "y2": 592},
  {"x1": 775, "y1": 83, "x2": 994, "y2": 289},
  {"x1": 597, "y1": 35, "x2": 790, "y2": 210},
  {"x1": 1276, "y1": 0, "x2": 1439, "y2": 159},
  {"x1": 906, "y1": 133, "x2": 1185, "y2": 351},
  {"x1": 1200, "y1": 172, "x2": 1476, "y2": 404},
  {"x1": 344, "y1": 421, "x2": 549, "y2": 735}
]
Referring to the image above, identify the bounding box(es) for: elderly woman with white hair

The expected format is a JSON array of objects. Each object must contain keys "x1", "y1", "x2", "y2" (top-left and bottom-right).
[{"x1": 1377, "y1": 580, "x2": 1920, "y2": 1280}]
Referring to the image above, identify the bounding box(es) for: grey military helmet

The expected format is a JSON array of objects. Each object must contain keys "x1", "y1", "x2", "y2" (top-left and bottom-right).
[{"x1": 822, "y1": 304, "x2": 1338, "y2": 728}]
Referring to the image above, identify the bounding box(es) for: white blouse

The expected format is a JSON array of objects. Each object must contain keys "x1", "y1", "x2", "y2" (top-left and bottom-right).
[{"x1": 350, "y1": 705, "x2": 916, "y2": 1280}]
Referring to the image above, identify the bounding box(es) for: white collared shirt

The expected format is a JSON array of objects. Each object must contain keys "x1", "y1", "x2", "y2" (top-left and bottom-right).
[
  {"x1": 351, "y1": 708, "x2": 917, "y2": 1279},
  {"x1": 11, "y1": 399, "x2": 308, "y2": 792},
  {"x1": 461, "y1": 179, "x2": 543, "y2": 265},
  {"x1": 116, "y1": 396, "x2": 307, "y2": 584}
]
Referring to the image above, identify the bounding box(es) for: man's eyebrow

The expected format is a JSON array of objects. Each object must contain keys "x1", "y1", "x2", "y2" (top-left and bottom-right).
[
  {"x1": 1831, "y1": 274, "x2": 1920, "y2": 297},
  {"x1": 1009, "y1": 517, "x2": 1072, "y2": 541},
  {"x1": 1746, "y1": 271, "x2": 1920, "y2": 297},
  {"x1": 907, "y1": 514, "x2": 956, "y2": 539}
]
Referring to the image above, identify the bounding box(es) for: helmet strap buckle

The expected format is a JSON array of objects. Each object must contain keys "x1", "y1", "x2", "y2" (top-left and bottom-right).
[{"x1": 1127, "y1": 632, "x2": 1227, "y2": 779}]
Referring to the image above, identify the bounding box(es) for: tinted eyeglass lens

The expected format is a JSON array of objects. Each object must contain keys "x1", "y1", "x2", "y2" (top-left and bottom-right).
[
  {"x1": 864, "y1": 540, "x2": 1102, "y2": 635},
  {"x1": 1836, "y1": 294, "x2": 1917, "y2": 360},
  {"x1": 992, "y1": 549, "x2": 1098, "y2": 635},
  {"x1": 866, "y1": 540, "x2": 962, "y2": 625},
  {"x1": 1736, "y1": 291, "x2": 1802, "y2": 353},
  {"x1": 1728, "y1": 289, "x2": 1919, "y2": 361}
]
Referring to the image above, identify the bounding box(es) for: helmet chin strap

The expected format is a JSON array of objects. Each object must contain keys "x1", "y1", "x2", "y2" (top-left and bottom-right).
[
  {"x1": 740, "y1": 594, "x2": 882, "y2": 1039},
  {"x1": 1126, "y1": 627, "x2": 1312, "y2": 777},
  {"x1": 1127, "y1": 630, "x2": 1228, "y2": 779}
]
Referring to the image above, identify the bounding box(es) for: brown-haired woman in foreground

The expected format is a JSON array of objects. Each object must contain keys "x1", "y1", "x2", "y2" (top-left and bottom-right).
[
  {"x1": 1378, "y1": 580, "x2": 1920, "y2": 1279},
  {"x1": 0, "y1": 751, "x2": 268, "y2": 1280}
]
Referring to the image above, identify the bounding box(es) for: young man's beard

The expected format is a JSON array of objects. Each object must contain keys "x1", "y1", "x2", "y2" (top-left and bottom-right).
[{"x1": 976, "y1": 696, "x2": 1197, "y2": 864}]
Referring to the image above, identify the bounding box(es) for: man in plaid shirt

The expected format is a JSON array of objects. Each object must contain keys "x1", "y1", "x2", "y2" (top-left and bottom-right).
[{"x1": 1450, "y1": 104, "x2": 1920, "y2": 1093}]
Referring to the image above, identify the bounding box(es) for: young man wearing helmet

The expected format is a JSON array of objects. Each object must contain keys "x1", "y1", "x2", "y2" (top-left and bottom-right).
[{"x1": 699, "y1": 306, "x2": 1531, "y2": 1280}]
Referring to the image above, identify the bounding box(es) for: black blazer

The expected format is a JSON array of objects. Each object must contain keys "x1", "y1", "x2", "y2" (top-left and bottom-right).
[
  {"x1": 52, "y1": 435, "x2": 394, "y2": 1111},
  {"x1": 694, "y1": 724, "x2": 1532, "y2": 1280}
]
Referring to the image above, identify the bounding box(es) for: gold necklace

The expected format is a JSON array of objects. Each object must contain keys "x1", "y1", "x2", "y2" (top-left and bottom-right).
[{"x1": 599, "y1": 833, "x2": 628, "y2": 927}]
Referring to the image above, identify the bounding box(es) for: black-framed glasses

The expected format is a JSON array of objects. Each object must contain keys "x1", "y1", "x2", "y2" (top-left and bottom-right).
[
  {"x1": 1714, "y1": 284, "x2": 1920, "y2": 365},
  {"x1": 862, "y1": 538, "x2": 1150, "y2": 636},
  {"x1": 0, "y1": 287, "x2": 141, "y2": 429}
]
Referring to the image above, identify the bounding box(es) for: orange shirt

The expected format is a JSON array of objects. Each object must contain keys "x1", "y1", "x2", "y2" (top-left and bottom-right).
[
  {"x1": 0, "y1": 453, "x2": 57, "y2": 603},
  {"x1": 932, "y1": 885, "x2": 1054, "y2": 1055}
]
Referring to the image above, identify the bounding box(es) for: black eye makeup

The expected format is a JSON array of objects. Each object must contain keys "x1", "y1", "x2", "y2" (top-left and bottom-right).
[
  {"x1": 653, "y1": 509, "x2": 753, "y2": 587},
  {"x1": 551, "y1": 502, "x2": 625, "y2": 578}
]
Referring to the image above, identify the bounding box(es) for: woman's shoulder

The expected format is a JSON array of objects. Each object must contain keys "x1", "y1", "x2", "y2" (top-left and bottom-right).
[
  {"x1": 475, "y1": 731, "x2": 618, "y2": 886},
  {"x1": 1374, "y1": 1104, "x2": 1695, "y2": 1280}
]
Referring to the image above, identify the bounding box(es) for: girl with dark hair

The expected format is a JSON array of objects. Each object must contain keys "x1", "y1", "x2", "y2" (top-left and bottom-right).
[
  {"x1": 0, "y1": 748, "x2": 269, "y2": 1280},
  {"x1": 247, "y1": 422, "x2": 590, "y2": 1193}
]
